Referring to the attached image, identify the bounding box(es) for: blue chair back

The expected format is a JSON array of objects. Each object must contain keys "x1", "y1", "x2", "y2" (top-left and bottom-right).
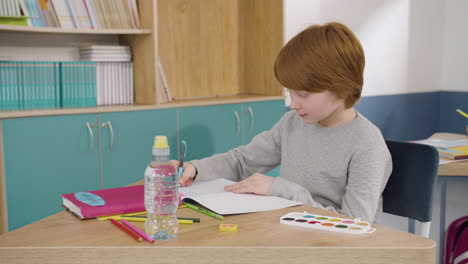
[{"x1": 383, "y1": 140, "x2": 439, "y2": 222}]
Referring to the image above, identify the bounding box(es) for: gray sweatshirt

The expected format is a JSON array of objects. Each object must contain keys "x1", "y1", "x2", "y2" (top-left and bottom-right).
[{"x1": 190, "y1": 110, "x2": 392, "y2": 222}]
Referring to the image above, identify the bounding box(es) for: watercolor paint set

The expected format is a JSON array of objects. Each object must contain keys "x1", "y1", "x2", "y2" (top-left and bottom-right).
[{"x1": 280, "y1": 212, "x2": 376, "y2": 234}]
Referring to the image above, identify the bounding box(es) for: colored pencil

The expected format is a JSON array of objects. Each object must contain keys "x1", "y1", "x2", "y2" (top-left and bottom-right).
[
  {"x1": 109, "y1": 218, "x2": 143, "y2": 242},
  {"x1": 456, "y1": 109, "x2": 468, "y2": 119},
  {"x1": 118, "y1": 216, "x2": 193, "y2": 224},
  {"x1": 121, "y1": 219, "x2": 154, "y2": 243},
  {"x1": 183, "y1": 202, "x2": 224, "y2": 220},
  {"x1": 119, "y1": 215, "x2": 201, "y2": 223}
]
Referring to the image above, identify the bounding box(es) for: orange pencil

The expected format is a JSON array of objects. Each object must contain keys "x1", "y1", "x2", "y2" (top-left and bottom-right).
[{"x1": 109, "y1": 218, "x2": 143, "y2": 242}]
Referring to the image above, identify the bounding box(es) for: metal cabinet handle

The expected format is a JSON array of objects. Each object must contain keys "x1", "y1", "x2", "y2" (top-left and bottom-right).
[
  {"x1": 86, "y1": 122, "x2": 95, "y2": 152},
  {"x1": 234, "y1": 111, "x2": 241, "y2": 136},
  {"x1": 101, "y1": 121, "x2": 114, "y2": 152},
  {"x1": 247, "y1": 107, "x2": 255, "y2": 134}
]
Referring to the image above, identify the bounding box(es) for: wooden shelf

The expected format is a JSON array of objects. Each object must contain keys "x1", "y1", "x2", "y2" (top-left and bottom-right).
[
  {"x1": 0, "y1": 24, "x2": 151, "y2": 35},
  {"x1": 0, "y1": 0, "x2": 284, "y2": 118},
  {"x1": 0, "y1": 95, "x2": 285, "y2": 119}
]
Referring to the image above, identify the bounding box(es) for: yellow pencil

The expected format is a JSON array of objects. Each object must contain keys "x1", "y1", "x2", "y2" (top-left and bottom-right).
[
  {"x1": 117, "y1": 216, "x2": 193, "y2": 224},
  {"x1": 97, "y1": 211, "x2": 147, "y2": 221},
  {"x1": 456, "y1": 109, "x2": 468, "y2": 119}
]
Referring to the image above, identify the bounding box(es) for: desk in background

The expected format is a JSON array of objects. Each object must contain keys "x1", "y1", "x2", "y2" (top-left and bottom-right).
[
  {"x1": 432, "y1": 133, "x2": 468, "y2": 264},
  {"x1": 0, "y1": 203, "x2": 435, "y2": 264}
]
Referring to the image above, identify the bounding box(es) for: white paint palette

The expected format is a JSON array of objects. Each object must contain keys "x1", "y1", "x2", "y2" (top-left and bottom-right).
[{"x1": 280, "y1": 212, "x2": 376, "y2": 234}]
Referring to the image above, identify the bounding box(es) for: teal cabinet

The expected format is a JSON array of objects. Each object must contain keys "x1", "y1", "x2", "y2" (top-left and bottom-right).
[
  {"x1": 243, "y1": 100, "x2": 285, "y2": 176},
  {"x1": 178, "y1": 104, "x2": 243, "y2": 161},
  {"x1": 178, "y1": 100, "x2": 285, "y2": 176},
  {"x1": 243, "y1": 100, "x2": 286, "y2": 144},
  {"x1": 99, "y1": 109, "x2": 177, "y2": 189},
  {"x1": 1, "y1": 101, "x2": 283, "y2": 231},
  {"x1": 2, "y1": 114, "x2": 100, "y2": 231},
  {"x1": 2, "y1": 109, "x2": 178, "y2": 231}
]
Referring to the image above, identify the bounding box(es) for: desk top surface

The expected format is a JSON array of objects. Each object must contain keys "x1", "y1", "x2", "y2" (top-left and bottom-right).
[
  {"x1": 432, "y1": 133, "x2": 468, "y2": 176},
  {"x1": 0, "y1": 204, "x2": 434, "y2": 248}
]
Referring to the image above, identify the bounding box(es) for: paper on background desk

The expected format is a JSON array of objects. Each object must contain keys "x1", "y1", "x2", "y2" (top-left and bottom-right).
[
  {"x1": 180, "y1": 178, "x2": 302, "y2": 215},
  {"x1": 412, "y1": 138, "x2": 468, "y2": 164},
  {"x1": 414, "y1": 138, "x2": 468, "y2": 148},
  {"x1": 439, "y1": 158, "x2": 468, "y2": 165}
]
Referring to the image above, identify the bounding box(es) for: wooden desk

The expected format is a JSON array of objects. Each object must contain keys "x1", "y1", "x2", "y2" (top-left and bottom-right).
[
  {"x1": 0, "y1": 203, "x2": 435, "y2": 264},
  {"x1": 431, "y1": 133, "x2": 468, "y2": 264}
]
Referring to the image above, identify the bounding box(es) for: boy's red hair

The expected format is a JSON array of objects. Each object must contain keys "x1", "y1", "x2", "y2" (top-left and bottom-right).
[{"x1": 274, "y1": 22, "x2": 365, "y2": 108}]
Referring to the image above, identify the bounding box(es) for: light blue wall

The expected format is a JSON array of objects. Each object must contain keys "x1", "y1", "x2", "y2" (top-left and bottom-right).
[
  {"x1": 356, "y1": 92, "x2": 441, "y2": 140},
  {"x1": 288, "y1": 91, "x2": 467, "y2": 141},
  {"x1": 356, "y1": 91, "x2": 467, "y2": 140},
  {"x1": 439, "y1": 91, "x2": 468, "y2": 135}
]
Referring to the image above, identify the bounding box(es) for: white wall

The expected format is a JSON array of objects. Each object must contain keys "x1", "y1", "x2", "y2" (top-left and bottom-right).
[
  {"x1": 441, "y1": 0, "x2": 468, "y2": 92},
  {"x1": 284, "y1": 0, "x2": 445, "y2": 96}
]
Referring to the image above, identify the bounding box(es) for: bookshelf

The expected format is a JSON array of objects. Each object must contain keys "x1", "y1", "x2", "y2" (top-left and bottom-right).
[
  {"x1": 0, "y1": 0, "x2": 284, "y2": 118},
  {"x1": 0, "y1": 24, "x2": 151, "y2": 34}
]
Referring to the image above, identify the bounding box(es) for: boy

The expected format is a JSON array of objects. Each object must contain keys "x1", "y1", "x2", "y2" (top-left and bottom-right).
[{"x1": 176, "y1": 22, "x2": 392, "y2": 222}]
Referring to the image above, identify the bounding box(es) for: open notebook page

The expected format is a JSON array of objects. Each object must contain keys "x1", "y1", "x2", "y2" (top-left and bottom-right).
[{"x1": 180, "y1": 178, "x2": 302, "y2": 215}]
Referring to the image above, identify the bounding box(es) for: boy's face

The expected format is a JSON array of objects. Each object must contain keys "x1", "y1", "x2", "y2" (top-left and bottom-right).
[{"x1": 289, "y1": 89, "x2": 344, "y2": 124}]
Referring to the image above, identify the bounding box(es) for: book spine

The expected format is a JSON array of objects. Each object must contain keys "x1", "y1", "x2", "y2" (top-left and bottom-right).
[
  {"x1": 64, "y1": 0, "x2": 78, "y2": 28},
  {"x1": 55, "y1": 62, "x2": 60, "y2": 108},
  {"x1": 17, "y1": 61, "x2": 24, "y2": 110},
  {"x1": 0, "y1": 62, "x2": 4, "y2": 110},
  {"x1": 50, "y1": 0, "x2": 75, "y2": 28},
  {"x1": 90, "y1": 62, "x2": 97, "y2": 106}
]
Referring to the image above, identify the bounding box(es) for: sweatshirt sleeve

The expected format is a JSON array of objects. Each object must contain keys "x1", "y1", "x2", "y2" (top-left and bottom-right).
[
  {"x1": 340, "y1": 143, "x2": 392, "y2": 221},
  {"x1": 190, "y1": 114, "x2": 284, "y2": 182},
  {"x1": 268, "y1": 142, "x2": 392, "y2": 222}
]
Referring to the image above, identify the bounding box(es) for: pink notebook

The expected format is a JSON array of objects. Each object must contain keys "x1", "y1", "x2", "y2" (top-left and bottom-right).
[{"x1": 61, "y1": 185, "x2": 145, "y2": 219}]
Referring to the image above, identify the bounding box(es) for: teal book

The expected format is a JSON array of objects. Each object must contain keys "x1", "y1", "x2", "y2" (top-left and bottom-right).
[
  {"x1": 19, "y1": 61, "x2": 26, "y2": 110},
  {"x1": 5, "y1": 62, "x2": 20, "y2": 110},
  {"x1": 21, "y1": 61, "x2": 33, "y2": 110},
  {"x1": 60, "y1": 62, "x2": 72, "y2": 107},
  {"x1": 54, "y1": 62, "x2": 61, "y2": 108},
  {"x1": 83, "y1": 62, "x2": 96, "y2": 107},
  {"x1": 11, "y1": 62, "x2": 20, "y2": 110},
  {"x1": 44, "y1": 62, "x2": 56, "y2": 109},
  {"x1": 3, "y1": 62, "x2": 12, "y2": 110},
  {"x1": 32, "y1": 62, "x2": 41, "y2": 109},
  {"x1": 77, "y1": 62, "x2": 83, "y2": 107},
  {"x1": 17, "y1": 62, "x2": 24, "y2": 110},
  {"x1": 0, "y1": 61, "x2": 5, "y2": 110},
  {"x1": 65, "y1": 62, "x2": 72, "y2": 107}
]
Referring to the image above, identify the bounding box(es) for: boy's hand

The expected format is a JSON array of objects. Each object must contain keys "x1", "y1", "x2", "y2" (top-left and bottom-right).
[
  {"x1": 170, "y1": 160, "x2": 197, "y2": 187},
  {"x1": 224, "y1": 173, "x2": 275, "y2": 195}
]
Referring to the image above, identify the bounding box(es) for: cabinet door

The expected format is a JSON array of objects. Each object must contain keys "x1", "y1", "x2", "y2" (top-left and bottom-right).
[
  {"x1": 2, "y1": 114, "x2": 100, "y2": 231},
  {"x1": 179, "y1": 104, "x2": 243, "y2": 161},
  {"x1": 100, "y1": 109, "x2": 177, "y2": 189},
  {"x1": 243, "y1": 100, "x2": 286, "y2": 177},
  {"x1": 243, "y1": 100, "x2": 285, "y2": 143}
]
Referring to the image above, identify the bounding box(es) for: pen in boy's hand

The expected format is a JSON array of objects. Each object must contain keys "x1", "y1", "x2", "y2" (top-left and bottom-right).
[{"x1": 177, "y1": 140, "x2": 187, "y2": 178}]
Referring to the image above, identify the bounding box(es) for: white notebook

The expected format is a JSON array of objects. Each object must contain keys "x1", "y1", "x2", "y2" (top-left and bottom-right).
[{"x1": 180, "y1": 178, "x2": 302, "y2": 215}]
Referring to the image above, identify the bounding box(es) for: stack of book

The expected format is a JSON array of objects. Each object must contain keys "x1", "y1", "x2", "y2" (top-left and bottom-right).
[
  {"x1": 95, "y1": 62, "x2": 133, "y2": 106},
  {"x1": 0, "y1": 59, "x2": 134, "y2": 110},
  {"x1": 0, "y1": 0, "x2": 21, "y2": 16},
  {"x1": 79, "y1": 45, "x2": 133, "y2": 106},
  {"x1": 0, "y1": 61, "x2": 97, "y2": 110},
  {"x1": 414, "y1": 138, "x2": 468, "y2": 161},
  {"x1": 17, "y1": 0, "x2": 140, "y2": 29},
  {"x1": 61, "y1": 61, "x2": 97, "y2": 108},
  {"x1": 79, "y1": 45, "x2": 131, "y2": 62}
]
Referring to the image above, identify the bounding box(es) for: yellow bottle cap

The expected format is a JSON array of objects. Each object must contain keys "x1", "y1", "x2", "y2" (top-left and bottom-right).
[{"x1": 154, "y1": 136, "x2": 169, "y2": 148}]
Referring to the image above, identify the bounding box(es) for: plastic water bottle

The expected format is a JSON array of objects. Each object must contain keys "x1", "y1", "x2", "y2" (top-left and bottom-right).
[{"x1": 144, "y1": 136, "x2": 179, "y2": 240}]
